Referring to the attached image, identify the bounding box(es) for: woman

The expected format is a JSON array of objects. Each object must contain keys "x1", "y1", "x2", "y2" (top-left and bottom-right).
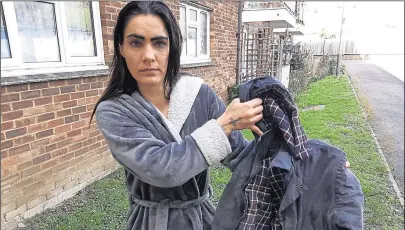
[{"x1": 91, "y1": 1, "x2": 263, "y2": 229}]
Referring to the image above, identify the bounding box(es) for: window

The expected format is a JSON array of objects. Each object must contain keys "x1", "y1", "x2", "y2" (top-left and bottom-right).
[
  {"x1": 1, "y1": 1, "x2": 105, "y2": 77},
  {"x1": 180, "y1": 3, "x2": 210, "y2": 64}
]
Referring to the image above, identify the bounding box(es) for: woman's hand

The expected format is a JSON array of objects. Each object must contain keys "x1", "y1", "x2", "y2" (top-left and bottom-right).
[{"x1": 217, "y1": 98, "x2": 263, "y2": 136}]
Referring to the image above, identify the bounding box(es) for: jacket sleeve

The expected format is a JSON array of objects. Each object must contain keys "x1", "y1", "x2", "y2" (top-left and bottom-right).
[
  {"x1": 205, "y1": 85, "x2": 251, "y2": 171},
  {"x1": 96, "y1": 101, "x2": 232, "y2": 188},
  {"x1": 334, "y1": 165, "x2": 364, "y2": 230}
]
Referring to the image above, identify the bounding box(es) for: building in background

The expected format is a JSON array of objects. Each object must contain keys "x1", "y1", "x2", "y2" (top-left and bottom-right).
[{"x1": 240, "y1": 1, "x2": 306, "y2": 87}]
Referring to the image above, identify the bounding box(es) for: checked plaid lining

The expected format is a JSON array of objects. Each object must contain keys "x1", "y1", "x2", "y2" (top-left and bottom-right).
[{"x1": 239, "y1": 83, "x2": 310, "y2": 229}]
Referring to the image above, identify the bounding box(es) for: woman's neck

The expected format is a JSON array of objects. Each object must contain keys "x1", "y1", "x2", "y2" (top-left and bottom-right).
[{"x1": 138, "y1": 84, "x2": 169, "y2": 117}]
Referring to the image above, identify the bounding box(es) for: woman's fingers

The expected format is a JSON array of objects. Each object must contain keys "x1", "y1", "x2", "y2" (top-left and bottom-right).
[
  {"x1": 345, "y1": 161, "x2": 350, "y2": 168},
  {"x1": 250, "y1": 125, "x2": 263, "y2": 136},
  {"x1": 246, "y1": 98, "x2": 263, "y2": 108}
]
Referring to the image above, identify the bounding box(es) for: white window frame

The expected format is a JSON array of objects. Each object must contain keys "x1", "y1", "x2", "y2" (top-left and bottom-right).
[
  {"x1": 180, "y1": 3, "x2": 211, "y2": 65},
  {"x1": 1, "y1": 1, "x2": 106, "y2": 77}
]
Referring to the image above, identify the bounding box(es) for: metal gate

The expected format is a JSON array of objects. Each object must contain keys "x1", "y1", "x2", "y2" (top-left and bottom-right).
[{"x1": 239, "y1": 24, "x2": 283, "y2": 83}]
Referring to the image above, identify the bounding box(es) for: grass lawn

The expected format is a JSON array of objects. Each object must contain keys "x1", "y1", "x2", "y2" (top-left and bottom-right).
[{"x1": 22, "y1": 76, "x2": 403, "y2": 229}]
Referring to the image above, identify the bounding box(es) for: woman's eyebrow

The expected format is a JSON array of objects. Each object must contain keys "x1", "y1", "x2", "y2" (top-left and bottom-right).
[{"x1": 126, "y1": 34, "x2": 168, "y2": 41}]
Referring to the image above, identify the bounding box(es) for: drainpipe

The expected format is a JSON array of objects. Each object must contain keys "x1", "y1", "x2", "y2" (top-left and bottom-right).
[{"x1": 236, "y1": 1, "x2": 242, "y2": 85}]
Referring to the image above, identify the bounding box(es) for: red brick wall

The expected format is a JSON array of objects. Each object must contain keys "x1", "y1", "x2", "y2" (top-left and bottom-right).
[
  {"x1": 0, "y1": 77, "x2": 117, "y2": 228},
  {"x1": 100, "y1": 1, "x2": 239, "y2": 102}
]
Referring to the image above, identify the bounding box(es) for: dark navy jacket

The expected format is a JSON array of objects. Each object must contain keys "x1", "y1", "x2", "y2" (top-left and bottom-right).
[{"x1": 211, "y1": 77, "x2": 364, "y2": 230}]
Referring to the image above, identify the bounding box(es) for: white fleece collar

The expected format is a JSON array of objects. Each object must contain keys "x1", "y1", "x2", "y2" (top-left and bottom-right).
[{"x1": 168, "y1": 75, "x2": 204, "y2": 134}]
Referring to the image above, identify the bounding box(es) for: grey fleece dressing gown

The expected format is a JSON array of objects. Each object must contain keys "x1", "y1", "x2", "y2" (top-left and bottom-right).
[{"x1": 96, "y1": 76, "x2": 249, "y2": 230}]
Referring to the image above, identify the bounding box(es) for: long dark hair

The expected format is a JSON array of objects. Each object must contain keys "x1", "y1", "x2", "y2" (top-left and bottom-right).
[{"x1": 90, "y1": 1, "x2": 182, "y2": 123}]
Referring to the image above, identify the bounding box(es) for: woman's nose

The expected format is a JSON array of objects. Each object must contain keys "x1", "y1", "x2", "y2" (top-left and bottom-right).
[{"x1": 142, "y1": 45, "x2": 155, "y2": 62}]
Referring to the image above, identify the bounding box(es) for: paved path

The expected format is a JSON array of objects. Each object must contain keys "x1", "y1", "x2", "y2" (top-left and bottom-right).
[{"x1": 344, "y1": 60, "x2": 404, "y2": 195}]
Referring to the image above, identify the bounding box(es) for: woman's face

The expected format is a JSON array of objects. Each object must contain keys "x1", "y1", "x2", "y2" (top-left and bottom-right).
[{"x1": 120, "y1": 14, "x2": 170, "y2": 88}]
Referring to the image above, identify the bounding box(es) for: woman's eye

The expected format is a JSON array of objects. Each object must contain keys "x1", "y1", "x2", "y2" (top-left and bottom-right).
[
  {"x1": 155, "y1": 41, "x2": 167, "y2": 48},
  {"x1": 131, "y1": 41, "x2": 141, "y2": 47}
]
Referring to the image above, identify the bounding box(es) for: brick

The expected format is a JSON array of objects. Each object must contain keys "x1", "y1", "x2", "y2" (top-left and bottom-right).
[
  {"x1": 1, "y1": 121, "x2": 14, "y2": 131},
  {"x1": 33, "y1": 153, "x2": 51, "y2": 165},
  {"x1": 77, "y1": 84, "x2": 90, "y2": 91},
  {"x1": 62, "y1": 100, "x2": 78, "y2": 109},
  {"x1": 28, "y1": 123, "x2": 47, "y2": 133},
  {"x1": 55, "y1": 176, "x2": 72, "y2": 188},
  {"x1": 21, "y1": 165, "x2": 40, "y2": 178},
  {"x1": 2, "y1": 140, "x2": 13, "y2": 149},
  {"x1": 49, "y1": 80, "x2": 66, "y2": 87},
  {"x1": 68, "y1": 142, "x2": 83, "y2": 152},
  {"x1": 79, "y1": 111, "x2": 92, "y2": 119},
  {"x1": 66, "y1": 78, "x2": 82, "y2": 85},
  {"x1": 44, "y1": 103, "x2": 63, "y2": 112},
  {"x1": 15, "y1": 117, "x2": 35, "y2": 128},
  {"x1": 54, "y1": 94, "x2": 70, "y2": 103},
  {"x1": 12, "y1": 100, "x2": 33, "y2": 110},
  {"x1": 72, "y1": 120, "x2": 87, "y2": 130},
  {"x1": 51, "y1": 147, "x2": 68, "y2": 158},
  {"x1": 21, "y1": 90, "x2": 41, "y2": 100},
  {"x1": 1, "y1": 155, "x2": 19, "y2": 168},
  {"x1": 49, "y1": 134, "x2": 66, "y2": 144},
  {"x1": 72, "y1": 106, "x2": 87, "y2": 114},
  {"x1": 14, "y1": 134, "x2": 35, "y2": 146},
  {"x1": 55, "y1": 124, "x2": 71, "y2": 134},
  {"x1": 40, "y1": 158, "x2": 59, "y2": 171},
  {"x1": 31, "y1": 139, "x2": 49, "y2": 149},
  {"x1": 57, "y1": 139, "x2": 73, "y2": 148},
  {"x1": 69, "y1": 156, "x2": 84, "y2": 167},
  {"x1": 1, "y1": 103, "x2": 11, "y2": 112},
  {"x1": 16, "y1": 161, "x2": 33, "y2": 171},
  {"x1": 2, "y1": 202, "x2": 17, "y2": 214},
  {"x1": 90, "y1": 82, "x2": 104, "y2": 89},
  {"x1": 74, "y1": 146, "x2": 89, "y2": 157},
  {"x1": 27, "y1": 195, "x2": 46, "y2": 209},
  {"x1": 30, "y1": 82, "x2": 49, "y2": 90},
  {"x1": 47, "y1": 118, "x2": 64, "y2": 128},
  {"x1": 1, "y1": 172, "x2": 20, "y2": 187},
  {"x1": 22, "y1": 181, "x2": 44, "y2": 194},
  {"x1": 37, "y1": 112, "x2": 55, "y2": 122},
  {"x1": 45, "y1": 143, "x2": 58, "y2": 152},
  {"x1": 63, "y1": 178, "x2": 79, "y2": 191},
  {"x1": 60, "y1": 86, "x2": 76, "y2": 94},
  {"x1": 67, "y1": 129, "x2": 81, "y2": 138},
  {"x1": 6, "y1": 127, "x2": 27, "y2": 139},
  {"x1": 85, "y1": 90, "x2": 98, "y2": 97},
  {"x1": 72, "y1": 134, "x2": 87, "y2": 143},
  {"x1": 1, "y1": 93, "x2": 20, "y2": 103},
  {"x1": 71, "y1": 92, "x2": 85, "y2": 100},
  {"x1": 61, "y1": 165, "x2": 78, "y2": 178},
  {"x1": 37, "y1": 182, "x2": 56, "y2": 196},
  {"x1": 2, "y1": 110, "x2": 23, "y2": 122},
  {"x1": 78, "y1": 172, "x2": 92, "y2": 184},
  {"x1": 36, "y1": 129, "x2": 54, "y2": 139},
  {"x1": 65, "y1": 115, "x2": 79, "y2": 124},
  {"x1": 9, "y1": 144, "x2": 30, "y2": 156},
  {"x1": 6, "y1": 84, "x2": 28, "y2": 93},
  {"x1": 5, "y1": 204, "x2": 27, "y2": 221},
  {"x1": 56, "y1": 108, "x2": 72, "y2": 117},
  {"x1": 23, "y1": 106, "x2": 46, "y2": 116},
  {"x1": 59, "y1": 152, "x2": 74, "y2": 163},
  {"x1": 34, "y1": 96, "x2": 53, "y2": 106},
  {"x1": 46, "y1": 186, "x2": 63, "y2": 200},
  {"x1": 17, "y1": 191, "x2": 37, "y2": 207},
  {"x1": 11, "y1": 176, "x2": 33, "y2": 189},
  {"x1": 42, "y1": 88, "x2": 60, "y2": 96}
]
